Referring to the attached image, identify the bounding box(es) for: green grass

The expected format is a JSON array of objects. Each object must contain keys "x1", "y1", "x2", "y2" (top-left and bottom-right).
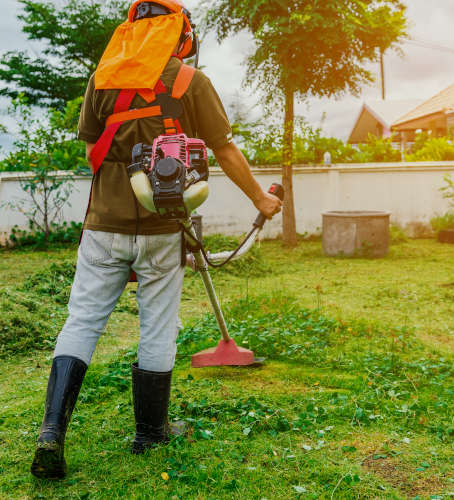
[{"x1": 0, "y1": 239, "x2": 453, "y2": 499}]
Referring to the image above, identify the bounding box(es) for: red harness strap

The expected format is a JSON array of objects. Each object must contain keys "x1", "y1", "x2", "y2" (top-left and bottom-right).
[
  {"x1": 90, "y1": 90, "x2": 136, "y2": 175},
  {"x1": 90, "y1": 63, "x2": 195, "y2": 174}
]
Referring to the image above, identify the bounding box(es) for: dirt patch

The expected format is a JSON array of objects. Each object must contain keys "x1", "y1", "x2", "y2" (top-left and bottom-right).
[
  {"x1": 417, "y1": 329, "x2": 454, "y2": 352},
  {"x1": 363, "y1": 455, "x2": 412, "y2": 493},
  {"x1": 362, "y1": 455, "x2": 445, "y2": 499},
  {"x1": 408, "y1": 475, "x2": 446, "y2": 498}
]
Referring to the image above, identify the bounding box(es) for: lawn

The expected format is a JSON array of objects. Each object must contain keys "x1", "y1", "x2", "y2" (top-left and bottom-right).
[{"x1": 0, "y1": 239, "x2": 453, "y2": 499}]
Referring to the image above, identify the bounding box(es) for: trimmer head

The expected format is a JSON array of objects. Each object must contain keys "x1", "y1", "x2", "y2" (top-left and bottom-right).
[{"x1": 191, "y1": 339, "x2": 255, "y2": 367}]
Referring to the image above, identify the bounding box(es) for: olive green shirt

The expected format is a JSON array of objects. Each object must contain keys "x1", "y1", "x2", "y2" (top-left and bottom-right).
[{"x1": 78, "y1": 57, "x2": 233, "y2": 235}]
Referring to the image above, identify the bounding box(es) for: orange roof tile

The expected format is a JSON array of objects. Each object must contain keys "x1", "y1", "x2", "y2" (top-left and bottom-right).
[{"x1": 393, "y1": 83, "x2": 454, "y2": 128}]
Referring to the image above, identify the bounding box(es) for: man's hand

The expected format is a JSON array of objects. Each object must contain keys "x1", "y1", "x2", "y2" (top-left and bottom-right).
[
  {"x1": 213, "y1": 142, "x2": 283, "y2": 219},
  {"x1": 254, "y1": 191, "x2": 283, "y2": 219}
]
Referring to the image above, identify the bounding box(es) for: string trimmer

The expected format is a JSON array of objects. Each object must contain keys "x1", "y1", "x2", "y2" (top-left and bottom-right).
[{"x1": 128, "y1": 134, "x2": 284, "y2": 367}]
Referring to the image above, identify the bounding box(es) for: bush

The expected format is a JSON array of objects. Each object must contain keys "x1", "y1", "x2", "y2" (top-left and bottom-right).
[
  {"x1": 6, "y1": 221, "x2": 82, "y2": 249},
  {"x1": 293, "y1": 129, "x2": 358, "y2": 164},
  {"x1": 354, "y1": 134, "x2": 401, "y2": 163},
  {"x1": 233, "y1": 118, "x2": 404, "y2": 165},
  {"x1": 389, "y1": 225, "x2": 408, "y2": 244},
  {"x1": 0, "y1": 96, "x2": 88, "y2": 173},
  {"x1": 431, "y1": 213, "x2": 454, "y2": 233},
  {"x1": 406, "y1": 137, "x2": 454, "y2": 161}
]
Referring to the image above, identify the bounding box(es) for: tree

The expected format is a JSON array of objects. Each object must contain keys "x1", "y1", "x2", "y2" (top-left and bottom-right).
[
  {"x1": 1, "y1": 96, "x2": 88, "y2": 246},
  {"x1": 203, "y1": 0, "x2": 407, "y2": 246},
  {"x1": 0, "y1": 0, "x2": 128, "y2": 108}
]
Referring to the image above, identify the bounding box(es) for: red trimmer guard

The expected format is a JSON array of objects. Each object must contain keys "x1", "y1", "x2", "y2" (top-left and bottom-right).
[{"x1": 191, "y1": 339, "x2": 255, "y2": 368}]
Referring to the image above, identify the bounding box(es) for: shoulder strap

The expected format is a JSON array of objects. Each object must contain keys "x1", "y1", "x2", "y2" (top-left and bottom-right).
[
  {"x1": 171, "y1": 64, "x2": 196, "y2": 99},
  {"x1": 90, "y1": 89, "x2": 136, "y2": 175},
  {"x1": 92, "y1": 65, "x2": 196, "y2": 173}
]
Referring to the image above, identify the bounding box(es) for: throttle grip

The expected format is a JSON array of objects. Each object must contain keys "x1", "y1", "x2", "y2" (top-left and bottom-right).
[{"x1": 253, "y1": 183, "x2": 285, "y2": 229}]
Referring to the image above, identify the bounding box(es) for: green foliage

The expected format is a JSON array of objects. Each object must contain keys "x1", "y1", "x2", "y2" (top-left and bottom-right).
[
  {"x1": 22, "y1": 260, "x2": 76, "y2": 304},
  {"x1": 200, "y1": 233, "x2": 270, "y2": 277},
  {"x1": 406, "y1": 137, "x2": 454, "y2": 161},
  {"x1": 235, "y1": 118, "x2": 358, "y2": 165},
  {"x1": 0, "y1": 0, "x2": 128, "y2": 107},
  {"x1": 205, "y1": 0, "x2": 407, "y2": 244},
  {"x1": 233, "y1": 119, "x2": 401, "y2": 165},
  {"x1": 204, "y1": 0, "x2": 407, "y2": 105},
  {"x1": 1, "y1": 241, "x2": 454, "y2": 498},
  {"x1": 0, "y1": 95, "x2": 88, "y2": 172},
  {"x1": 440, "y1": 173, "x2": 454, "y2": 209},
  {"x1": 177, "y1": 293, "x2": 344, "y2": 363},
  {"x1": 295, "y1": 128, "x2": 358, "y2": 165},
  {"x1": 355, "y1": 134, "x2": 402, "y2": 163},
  {"x1": 389, "y1": 225, "x2": 408, "y2": 245},
  {"x1": 0, "y1": 289, "x2": 60, "y2": 356},
  {"x1": 1, "y1": 96, "x2": 88, "y2": 246},
  {"x1": 7, "y1": 221, "x2": 82, "y2": 249},
  {"x1": 431, "y1": 213, "x2": 454, "y2": 233},
  {"x1": 430, "y1": 174, "x2": 454, "y2": 234},
  {"x1": 0, "y1": 260, "x2": 75, "y2": 356}
]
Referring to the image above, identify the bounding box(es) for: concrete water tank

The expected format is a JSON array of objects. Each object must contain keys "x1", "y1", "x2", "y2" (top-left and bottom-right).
[{"x1": 322, "y1": 211, "x2": 391, "y2": 258}]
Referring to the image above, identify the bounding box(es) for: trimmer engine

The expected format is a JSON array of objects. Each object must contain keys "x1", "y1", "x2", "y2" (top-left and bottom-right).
[
  {"x1": 127, "y1": 134, "x2": 285, "y2": 368},
  {"x1": 128, "y1": 134, "x2": 209, "y2": 220}
]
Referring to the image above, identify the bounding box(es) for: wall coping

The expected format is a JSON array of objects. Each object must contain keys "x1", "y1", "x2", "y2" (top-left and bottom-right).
[
  {"x1": 3, "y1": 161, "x2": 454, "y2": 181},
  {"x1": 0, "y1": 171, "x2": 92, "y2": 182}
]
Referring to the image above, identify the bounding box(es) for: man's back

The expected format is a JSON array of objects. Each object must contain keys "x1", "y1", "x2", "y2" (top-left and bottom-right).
[{"x1": 78, "y1": 57, "x2": 232, "y2": 235}]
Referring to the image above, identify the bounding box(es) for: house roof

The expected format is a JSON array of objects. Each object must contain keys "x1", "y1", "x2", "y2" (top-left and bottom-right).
[
  {"x1": 393, "y1": 83, "x2": 454, "y2": 130},
  {"x1": 348, "y1": 100, "x2": 423, "y2": 143}
]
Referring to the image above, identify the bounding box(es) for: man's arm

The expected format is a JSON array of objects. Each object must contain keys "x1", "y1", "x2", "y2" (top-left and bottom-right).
[{"x1": 212, "y1": 142, "x2": 282, "y2": 219}]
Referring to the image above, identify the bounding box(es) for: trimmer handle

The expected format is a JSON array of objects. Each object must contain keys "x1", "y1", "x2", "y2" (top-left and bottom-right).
[{"x1": 253, "y1": 183, "x2": 285, "y2": 229}]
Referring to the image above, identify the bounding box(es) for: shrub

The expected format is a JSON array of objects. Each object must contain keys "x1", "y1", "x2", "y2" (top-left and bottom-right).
[
  {"x1": 0, "y1": 96, "x2": 88, "y2": 173},
  {"x1": 389, "y1": 225, "x2": 408, "y2": 244},
  {"x1": 354, "y1": 134, "x2": 401, "y2": 163},
  {"x1": 430, "y1": 175, "x2": 454, "y2": 235},
  {"x1": 406, "y1": 137, "x2": 454, "y2": 161},
  {"x1": 6, "y1": 221, "x2": 82, "y2": 249},
  {"x1": 431, "y1": 213, "x2": 454, "y2": 233}
]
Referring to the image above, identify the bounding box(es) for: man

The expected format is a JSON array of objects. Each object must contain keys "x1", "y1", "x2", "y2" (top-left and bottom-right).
[{"x1": 31, "y1": 0, "x2": 282, "y2": 479}]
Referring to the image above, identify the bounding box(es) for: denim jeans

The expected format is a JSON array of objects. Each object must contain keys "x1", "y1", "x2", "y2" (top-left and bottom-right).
[{"x1": 53, "y1": 230, "x2": 185, "y2": 372}]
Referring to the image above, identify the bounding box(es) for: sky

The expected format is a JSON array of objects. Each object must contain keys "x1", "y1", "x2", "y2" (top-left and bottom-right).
[{"x1": 2, "y1": 0, "x2": 454, "y2": 151}]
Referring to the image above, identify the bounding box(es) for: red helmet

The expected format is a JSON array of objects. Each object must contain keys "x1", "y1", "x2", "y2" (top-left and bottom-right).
[{"x1": 128, "y1": 0, "x2": 195, "y2": 58}]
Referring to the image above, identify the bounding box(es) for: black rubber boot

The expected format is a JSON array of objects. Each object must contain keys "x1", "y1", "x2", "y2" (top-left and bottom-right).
[
  {"x1": 31, "y1": 356, "x2": 87, "y2": 479},
  {"x1": 131, "y1": 362, "x2": 173, "y2": 454}
]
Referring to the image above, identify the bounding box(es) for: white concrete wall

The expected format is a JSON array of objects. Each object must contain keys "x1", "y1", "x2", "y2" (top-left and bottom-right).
[{"x1": 1, "y1": 162, "x2": 454, "y2": 241}]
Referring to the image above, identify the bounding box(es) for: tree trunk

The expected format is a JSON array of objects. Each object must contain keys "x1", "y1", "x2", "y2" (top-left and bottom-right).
[{"x1": 282, "y1": 87, "x2": 298, "y2": 247}]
